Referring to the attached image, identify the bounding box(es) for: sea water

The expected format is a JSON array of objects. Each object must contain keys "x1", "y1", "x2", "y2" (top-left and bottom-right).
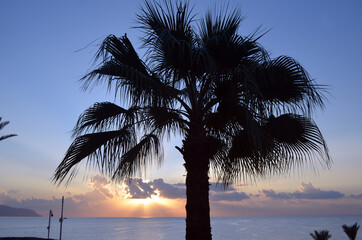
[{"x1": 0, "y1": 216, "x2": 361, "y2": 239}]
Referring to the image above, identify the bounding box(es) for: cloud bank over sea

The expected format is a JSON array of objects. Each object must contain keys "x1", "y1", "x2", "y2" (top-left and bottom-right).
[{"x1": 0, "y1": 175, "x2": 361, "y2": 217}]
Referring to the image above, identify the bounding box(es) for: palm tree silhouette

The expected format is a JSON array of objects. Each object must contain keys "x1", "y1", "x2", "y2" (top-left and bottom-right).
[
  {"x1": 53, "y1": 1, "x2": 330, "y2": 239},
  {"x1": 310, "y1": 230, "x2": 332, "y2": 240},
  {"x1": 342, "y1": 223, "x2": 360, "y2": 240},
  {"x1": 0, "y1": 117, "x2": 17, "y2": 141}
]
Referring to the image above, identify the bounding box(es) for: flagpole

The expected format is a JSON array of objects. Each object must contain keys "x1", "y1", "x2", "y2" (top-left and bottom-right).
[
  {"x1": 59, "y1": 196, "x2": 64, "y2": 240},
  {"x1": 47, "y1": 209, "x2": 53, "y2": 239}
]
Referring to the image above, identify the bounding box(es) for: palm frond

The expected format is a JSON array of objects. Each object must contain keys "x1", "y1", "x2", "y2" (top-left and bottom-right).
[
  {"x1": 83, "y1": 35, "x2": 183, "y2": 106},
  {"x1": 265, "y1": 114, "x2": 330, "y2": 169},
  {"x1": 0, "y1": 134, "x2": 17, "y2": 141},
  {"x1": 0, "y1": 119, "x2": 9, "y2": 131},
  {"x1": 214, "y1": 113, "x2": 330, "y2": 183},
  {"x1": 53, "y1": 129, "x2": 135, "y2": 186},
  {"x1": 112, "y1": 134, "x2": 163, "y2": 181},
  {"x1": 137, "y1": 0, "x2": 195, "y2": 75},
  {"x1": 144, "y1": 106, "x2": 188, "y2": 137},
  {"x1": 252, "y1": 56, "x2": 325, "y2": 114},
  {"x1": 0, "y1": 118, "x2": 17, "y2": 141},
  {"x1": 72, "y1": 102, "x2": 138, "y2": 137},
  {"x1": 198, "y1": 6, "x2": 269, "y2": 71},
  {"x1": 199, "y1": 5, "x2": 242, "y2": 42},
  {"x1": 82, "y1": 35, "x2": 159, "y2": 103},
  {"x1": 207, "y1": 135, "x2": 229, "y2": 179}
]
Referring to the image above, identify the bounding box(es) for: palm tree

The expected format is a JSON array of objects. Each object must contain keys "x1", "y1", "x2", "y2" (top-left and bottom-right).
[
  {"x1": 310, "y1": 230, "x2": 332, "y2": 240},
  {"x1": 0, "y1": 117, "x2": 17, "y2": 141},
  {"x1": 53, "y1": 1, "x2": 330, "y2": 239},
  {"x1": 342, "y1": 223, "x2": 360, "y2": 240}
]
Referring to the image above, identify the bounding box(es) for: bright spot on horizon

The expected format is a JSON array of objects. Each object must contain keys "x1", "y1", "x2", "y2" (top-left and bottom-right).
[{"x1": 127, "y1": 189, "x2": 171, "y2": 207}]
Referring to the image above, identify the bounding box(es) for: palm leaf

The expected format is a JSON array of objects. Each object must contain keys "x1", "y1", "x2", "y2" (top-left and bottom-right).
[
  {"x1": 144, "y1": 106, "x2": 188, "y2": 137},
  {"x1": 112, "y1": 134, "x2": 163, "y2": 181},
  {"x1": 53, "y1": 129, "x2": 135, "y2": 186},
  {"x1": 72, "y1": 102, "x2": 138, "y2": 137},
  {"x1": 199, "y1": 6, "x2": 242, "y2": 42},
  {"x1": 0, "y1": 118, "x2": 17, "y2": 141},
  {"x1": 137, "y1": 0, "x2": 195, "y2": 76},
  {"x1": 0, "y1": 134, "x2": 17, "y2": 141},
  {"x1": 83, "y1": 34, "x2": 183, "y2": 106},
  {"x1": 0, "y1": 119, "x2": 9, "y2": 131},
  {"x1": 265, "y1": 114, "x2": 329, "y2": 165},
  {"x1": 252, "y1": 56, "x2": 325, "y2": 114}
]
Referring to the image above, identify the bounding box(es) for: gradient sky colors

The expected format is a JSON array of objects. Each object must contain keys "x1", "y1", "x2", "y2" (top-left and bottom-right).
[{"x1": 1, "y1": 0, "x2": 362, "y2": 218}]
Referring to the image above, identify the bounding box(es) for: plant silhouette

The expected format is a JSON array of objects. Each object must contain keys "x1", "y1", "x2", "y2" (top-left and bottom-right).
[
  {"x1": 0, "y1": 117, "x2": 17, "y2": 142},
  {"x1": 342, "y1": 223, "x2": 360, "y2": 240},
  {"x1": 310, "y1": 230, "x2": 332, "y2": 240},
  {"x1": 53, "y1": 1, "x2": 330, "y2": 239}
]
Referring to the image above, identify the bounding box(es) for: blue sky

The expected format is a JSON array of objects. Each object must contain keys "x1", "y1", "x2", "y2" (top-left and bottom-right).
[{"x1": 0, "y1": 0, "x2": 362, "y2": 217}]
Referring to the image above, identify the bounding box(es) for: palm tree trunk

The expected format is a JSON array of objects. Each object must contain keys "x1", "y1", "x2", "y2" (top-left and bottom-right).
[{"x1": 183, "y1": 124, "x2": 212, "y2": 240}]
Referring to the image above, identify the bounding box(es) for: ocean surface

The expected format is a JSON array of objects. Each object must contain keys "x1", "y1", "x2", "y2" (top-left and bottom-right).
[{"x1": 0, "y1": 216, "x2": 361, "y2": 240}]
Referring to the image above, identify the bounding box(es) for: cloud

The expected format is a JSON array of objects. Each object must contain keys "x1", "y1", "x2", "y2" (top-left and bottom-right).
[
  {"x1": 123, "y1": 178, "x2": 249, "y2": 202},
  {"x1": 122, "y1": 178, "x2": 185, "y2": 199},
  {"x1": 348, "y1": 193, "x2": 362, "y2": 199},
  {"x1": 90, "y1": 175, "x2": 114, "y2": 199},
  {"x1": 210, "y1": 191, "x2": 249, "y2": 201},
  {"x1": 151, "y1": 178, "x2": 185, "y2": 199},
  {"x1": 1, "y1": 177, "x2": 360, "y2": 218},
  {"x1": 209, "y1": 183, "x2": 237, "y2": 192},
  {"x1": 124, "y1": 178, "x2": 156, "y2": 199},
  {"x1": 261, "y1": 183, "x2": 345, "y2": 200}
]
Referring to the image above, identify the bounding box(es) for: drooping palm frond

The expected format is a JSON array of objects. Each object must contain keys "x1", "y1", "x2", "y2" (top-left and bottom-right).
[
  {"x1": 342, "y1": 223, "x2": 360, "y2": 240},
  {"x1": 252, "y1": 56, "x2": 326, "y2": 114},
  {"x1": 143, "y1": 106, "x2": 188, "y2": 137},
  {"x1": 53, "y1": 129, "x2": 135, "y2": 185},
  {"x1": 310, "y1": 230, "x2": 332, "y2": 240},
  {"x1": 264, "y1": 114, "x2": 330, "y2": 172},
  {"x1": 213, "y1": 113, "x2": 330, "y2": 183},
  {"x1": 112, "y1": 134, "x2": 163, "y2": 181}
]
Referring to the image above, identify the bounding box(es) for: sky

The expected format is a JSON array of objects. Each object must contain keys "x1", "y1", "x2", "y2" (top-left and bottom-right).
[{"x1": 0, "y1": 0, "x2": 362, "y2": 218}]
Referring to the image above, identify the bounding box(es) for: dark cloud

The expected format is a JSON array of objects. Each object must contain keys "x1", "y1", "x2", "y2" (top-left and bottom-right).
[
  {"x1": 152, "y1": 178, "x2": 185, "y2": 199},
  {"x1": 262, "y1": 183, "x2": 345, "y2": 200},
  {"x1": 210, "y1": 191, "x2": 249, "y2": 201},
  {"x1": 125, "y1": 178, "x2": 156, "y2": 199},
  {"x1": 262, "y1": 189, "x2": 291, "y2": 199},
  {"x1": 209, "y1": 183, "x2": 236, "y2": 192}
]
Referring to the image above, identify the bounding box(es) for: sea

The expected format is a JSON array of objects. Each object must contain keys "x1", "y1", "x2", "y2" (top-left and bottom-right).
[{"x1": 0, "y1": 216, "x2": 361, "y2": 240}]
